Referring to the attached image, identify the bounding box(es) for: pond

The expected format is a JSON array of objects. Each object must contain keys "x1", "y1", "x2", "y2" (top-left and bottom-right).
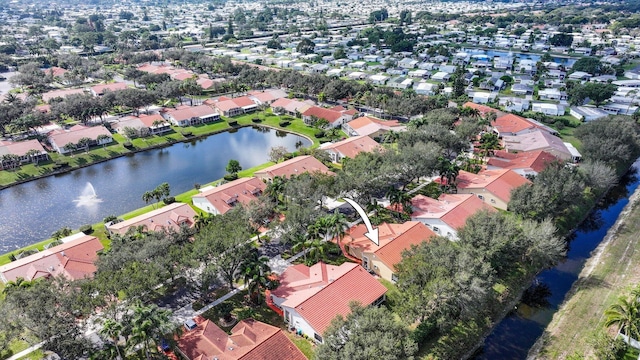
[
  {"x1": 0, "y1": 126, "x2": 311, "y2": 253},
  {"x1": 462, "y1": 48, "x2": 578, "y2": 67},
  {"x1": 472, "y1": 159, "x2": 640, "y2": 359}
]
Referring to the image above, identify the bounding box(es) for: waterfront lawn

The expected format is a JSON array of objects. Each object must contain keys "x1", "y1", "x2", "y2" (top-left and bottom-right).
[{"x1": 536, "y1": 198, "x2": 640, "y2": 359}]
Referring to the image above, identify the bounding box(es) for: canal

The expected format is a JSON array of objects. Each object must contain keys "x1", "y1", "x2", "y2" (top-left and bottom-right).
[
  {"x1": 0, "y1": 126, "x2": 310, "y2": 253},
  {"x1": 472, "y1": 159, "x2": 640, "y2": 359}
]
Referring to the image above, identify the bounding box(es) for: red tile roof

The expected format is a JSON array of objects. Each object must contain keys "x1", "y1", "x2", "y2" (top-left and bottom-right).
[
  {"x1": 0, "y1": 139, "x2": 46, "y2": 157},
  {"x1": 43, "y1": 66, "x2": 67, "y2": 77},
  {"x1": 344, "y1": 222, "x2": 434, "y2": 269},
  {"x1": 177, "y1": 317, "x2": 306, "y2": 360},
  {"x1": 107, "y1": 202, "x2": 197, "y2": 235},
  {"x1": 287, "y1": 262, "x2": 387, "y2": 335},
  {"x1": 41, "y1": 88, "x2": 86, "y2": 103},
  {"x1": 138, "y1": 114, "x2": 167, "y2": 127},
  {"x1": 301, "y1": 106, "x2": 345, "y2": 124},
  {"x1": 248, "y1": 89, "x2": 288, "y2": 103},
  {"x1": 487, "y1": 150, "x2": 559, "y2": 174},
  {"x1": 192, "y1": 177, "x2": 266, "y2": 215},
  {"x1": 254, "y1": 156, "x2": 333, "y2": 180},
  {"x1": 410, "y1": 194, "x2": 496, "y2": 229},
  {"x1": 90, "y1": 82, "x2": 128, "y2": 95},
  {"x1": 462, "y1": 102, "x2": 503, "y2": 116},
  {"x1": 491, "y1": 114, "x2": 538, "y2": 135},
  {"x1": 48, "y1": 125, "x2": 112, "y2": 148},
  {"x1": 166, "y1": 105, "x2": 219, "y2": 122},
  {"x1": 0, "y1": 234, "x2": 103, "y2": 283},
  {"x1": 320, "y1": 135, "x2": 381, "y2": 159},
  {"x1": 456, "y1": 169, "x2": 530, "y2": 203},
  {"x1": 345, "y1": 116, "x2": 406, "y2": 136},
  {"x1": 270, "y1": 98, "x2": 312, "y2": 114}
]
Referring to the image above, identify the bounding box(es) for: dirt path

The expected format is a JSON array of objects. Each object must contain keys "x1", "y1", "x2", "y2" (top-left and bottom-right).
[{"x1": 529, "y1": 186, "x2": 640, "y2": 359}]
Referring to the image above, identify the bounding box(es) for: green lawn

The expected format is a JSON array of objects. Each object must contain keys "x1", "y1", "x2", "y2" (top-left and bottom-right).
[{"x1": 287, "y1": 333, "x2": 316, "y2": 359}]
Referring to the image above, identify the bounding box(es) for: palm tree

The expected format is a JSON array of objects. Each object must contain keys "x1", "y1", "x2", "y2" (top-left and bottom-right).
[
  {"x1": 25, "y1": 149, "x2": 43, "y2": 165},
  {"x1": 305, "y1": 238, "x2": 328, "y2": 264},
  {"x1": 241, "y1": 249, "x2": 272, "y2": 304},
  {"x1": 604, "y1": 295, "x2": 640, "y2": 343},
  {"x1": 77, "y1": 137, "x2": 92, "y2": 153},
  {"x1": 325, "y1": 210, "x2": 349, "y2": 254},
  {"x1": 478, "y1": 132, "x2": 502, "y2": 162},
  {"x1": 194, "y1": 213, "x2": 213, "y2": 231},
  {"x1": 126, "y1": 303, "x2": 173, "y2": 359},
  {"x1": 63, "y1": 142, "x2": 77, "y2": 156},
  {"x1": 437, "y1": 157, "x2": 461, "y2": 193},
  {"x1": 2, "y1": 277, "x2": 34, "y2": 295},
  {"x1": 265, "y1": 176, "x2": 286, "y2": 205},
  {"x1": 100, "y1": 318, "x2": 124, "y2": 360}
]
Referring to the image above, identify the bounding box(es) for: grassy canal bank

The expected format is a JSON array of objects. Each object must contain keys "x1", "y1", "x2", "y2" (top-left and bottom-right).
[
  {"x1": 0, "y1": 110, "x2": 326, "y2": 188},
  {"x1": 530, "y1": 183, "x2": 640, "y2": 359}
]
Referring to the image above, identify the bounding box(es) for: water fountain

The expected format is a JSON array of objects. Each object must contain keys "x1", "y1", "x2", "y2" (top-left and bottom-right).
[{"x1": 73, "y1": 182, "x2": 102, "y2": 207}]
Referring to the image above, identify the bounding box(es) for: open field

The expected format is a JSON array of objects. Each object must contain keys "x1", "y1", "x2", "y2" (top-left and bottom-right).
[{"x1": 532, "y1": 186, "x2": 640, "y2": 359}]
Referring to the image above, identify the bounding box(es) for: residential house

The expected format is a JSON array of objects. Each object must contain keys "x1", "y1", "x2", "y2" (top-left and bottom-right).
[
  {"x1": 398, "y1": 58, "x2": 419, "y2": 69},
  {"x1": 192, "y1": 177, "x2": 266, "y2": 215},
  {"x1": 568, "y1": 71, "x2": 592, "y2": 81},
  {"x1": 254, "y1": 156, "x2": 332, "y2": 182},
  {"x1": 410, "y1": 194, "x2": 496, "y2": 239},
  {"x1": 570, "y1": 106, "x2": 610, "y2": 121},
  {"x1": 491, "y1": 114, "x2": 540, "y2": 137},
  {"x1": 453, "y1": 169, "x2": 531, "y2": 210},
  {"x1": 270, "y1": 98, "x2": 312, "y2": 117},
  {"x1": 498, "y1": 97, "x2": 530, "y2": 113},
  {"x1": 269, "y1": 262, "x2": 387, "y2": 342},
  {"x1": 106, "y1": 202, "x2": 197, "y2": 236},
  {"x1": 248, "y1": 89, "x2": 288, "y2": 105},
  {"x1": 531, "y1": 102, "x2": 565, "y2": 116},
  {"x1": 472, "y1": 91, "x2": 495, "y2": 104},
  {"x1": 511, "y1": 83, "x2": 534, "y2": 96},
  {"x1": 48, "y1": 125, "x2": 113, "y2": 154},
  {"x1": 341, "y1": 222, "x2": 434, "y2": 282},
  {"x1": 462, "y1": 102, "x2": 503, "y2": 117},
  {"x1": 368, "y1": 74, "x2": 389, "y2": 86},
  {"x1": 164, "y1": 105, "x2": 220, "y2": 126},
  {"x1": 41, "y1": 88, "x2": 86, "y2": 103},
  {"x1": 176, "y1": 317, "x2": 306, "y2": 360},
  {"x1": 319, "y1": 135, "x2": 381, "y2": 163},
  {"x1": 90, "y1": 82, "x2": 128, "y2": 96},
  {"x1": 431, "y1": 71, "x2": 451, "y2": 82},
  {"x1": 138, "y1": 114, "x2": 172, "y2": 135},
  {"x1": 112, "y1": 113, "x2": 171, "y2": 137},
  {"x1": 414, "y1": 82, "x2": 436, "y2": 96},
  {"x1": 301, "y1": 106, "x2": 356, "y2": 128},
  {"x1": 0, "y1": 233, "x2": 103, "y2": 284},
  {"x1": 486, "y1": 150, "x2": 560, "y2": 176},
  {"x1": 342, "y1": 116, "x2": 406, "y2": 138},
  {"x1": 538, "y1": 88, "x2": 568, "y2": 101},
  {"x1": 0, "y1": 139, "x2": 48, "y2": 169},
  {"x1": 502, "y1": 129, "x2": 580, "y2": 162},
  {"x1": 211, "y1": 96, "x2": 258, "y2": 117}
]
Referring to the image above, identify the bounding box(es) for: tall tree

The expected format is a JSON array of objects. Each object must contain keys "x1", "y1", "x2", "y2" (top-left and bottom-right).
[{"x1": 315, "y1": 302, "x2": 417, "y2": 360}]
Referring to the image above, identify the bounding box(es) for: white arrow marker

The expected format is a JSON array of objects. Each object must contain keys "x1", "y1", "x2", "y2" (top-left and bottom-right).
[{"x1": 344, "y1": 198, "x2": 379, "y2": 246}]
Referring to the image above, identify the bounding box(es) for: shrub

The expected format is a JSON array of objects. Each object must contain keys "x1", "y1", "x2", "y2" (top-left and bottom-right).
[
  {"x1": 283, "y1": 153, "x2": 295, "y2": 160},
  {"x1": 192, "y1": 300, "x2": 204, "y2": 311},
  {"x1": 228, "y1": 120, "x2": 238, "y2": 126},
  {"x1": 554, "y1": 121, "x2": 565, "y2": 130},
  {"x1": 181, "y1": 131, "x2": 193, "y2": 137},
  {"x1": 123, "y1": 141, "x2": 133, "y2": 148},
  {"x1": 252, "y1": 118, "x2": 262, "y2": 123},
  {"x1": 411, "y1": 320, "x2": 436, "y2": 344},
  {"x1": 224, "y1": 173, "x2": 239, "y2": 181},
  {"x1": 79, "y1": 224, "x2": 93, "y2": 234},
  {"x1": 279, "y1": 120, "x2": 291, "y2": 127},
  {"x1": 314, "y1": 130, "x2": 325, "y2": 138},
  {"x1": 163, "y1": 196, "x2": 176, "y2": 205}
]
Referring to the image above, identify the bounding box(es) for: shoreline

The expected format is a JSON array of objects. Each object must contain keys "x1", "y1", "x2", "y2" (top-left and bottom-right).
[
  {"x1": 463, "y1": 161, "x2": 639, "y2": 359},
  {"x1": 526, "y1": 174, "x2": 640, "y2": 359},
  {"x1": 0, "y1": 121, "x2": 317, "y2": 260},
  {"x1": 0, "y1": 120, "x2": 315, "y2": 191}
]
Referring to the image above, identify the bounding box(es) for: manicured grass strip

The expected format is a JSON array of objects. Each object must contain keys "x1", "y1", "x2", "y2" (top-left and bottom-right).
[{"x1": 287, "y1": 333, "x2": 316, "y2": 359}]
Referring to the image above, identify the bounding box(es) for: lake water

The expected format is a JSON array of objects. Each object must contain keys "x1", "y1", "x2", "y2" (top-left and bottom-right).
[
  {"x1": 0, "y1": 126, "x2": 310, "y2": 253},
  {"x1": 462, "y1": 48, "x2": 578, "y2": 67},
  {"x1": 472, "y1": 159, "x2": 640, "y2": 359}
]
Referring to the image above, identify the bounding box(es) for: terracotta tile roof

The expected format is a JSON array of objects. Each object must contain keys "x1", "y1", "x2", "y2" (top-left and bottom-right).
[
  {"x1": 196, "y1": 78, "x2": 215, "y2": 89},
  {"x1": 320, "y1": 135, "x2": 381, "y2": 159},
  {"x1": 270, "y1": 98, "x2": 312, "y2": 114},
  {"x1": 177, "y1": 318, "x2": 306, "y2": 360},
  {"x1": 301, "y1": 106, "x2": 344, "y2": 124},
  {"x1": 107, "y1": 202, "x2": 197, "y2": 235},
  {"x1": 48, "y1": 125, "x2": 112, "y2": 148},
  {"x1": 166, "y1": 105, "x2": 219, "y2": 122},
  {"x1": 291, "y1": 262, "x2": 387, "y2": 335},
  {"x1": 43, "y1": 66, "x2": 67, "y2": 77},
  {"x1": 345, "y1": 116, "x2": 406, "y2": 136},
  {"x1": 410, "y1": 194, "x2": 496, "y2": 229},
  {"x1": 491, "y1": 114, "x2": 537, "y2": 135},
  {"x1": 0, "y1": 139, "x2": 46, "y2": 157},
  {"x1": 249, "y1": 89, "x2": 288, "y2": 103},
  {"x1": 192, "y1": 177, "x2": 266, "y2": 215},
  {"x1": 90, "y1": 82, "x2": 128, "y2": 95},
  {"x1": 463, "y1": 102, "x2": 503, "y2": 116},
  {"x1": 138, "y1": 114, "x2": 167, "y2": 127},
  {"x1": 344, "y1": 221, "x2": 434, "y2": 268},
  {"x1": 487, "y1": 150, "x2": 559, "y2": 174},
  {"x1": 501, "y1": 130, "x2": 573, "y2": 160},
  {"x1": 41, "y1": 88, "x2": 86, "y2": 103},
  {"x1": 456, "y1": 169, "x2": 530, "y2": 203},
  {"x1": 0, "y1": 234, "x2": 103, "y2": 283},
  {"x1": 254, "y1": 156, "x2": 333, "y2": 180}
]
